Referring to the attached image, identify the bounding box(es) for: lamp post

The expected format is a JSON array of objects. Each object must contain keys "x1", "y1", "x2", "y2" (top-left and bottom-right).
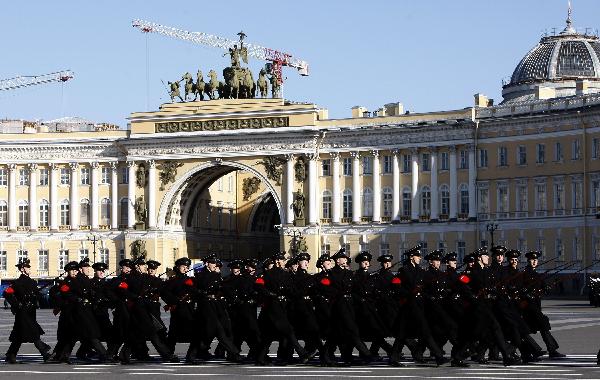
[
  {"x1": 486, "y1": 222, "x2": 499, "y2": 248},
  {"x1": 275, "y1": 224, "x2": 303, "y2": 257},
  {"x1": 88, "y1": 234, "x2": 98, "y2": 263}
]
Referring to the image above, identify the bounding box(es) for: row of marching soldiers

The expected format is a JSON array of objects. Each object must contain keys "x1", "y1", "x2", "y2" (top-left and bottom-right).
[{"x1": 2, "y1": 245, "x2": 569, "y2": 366}]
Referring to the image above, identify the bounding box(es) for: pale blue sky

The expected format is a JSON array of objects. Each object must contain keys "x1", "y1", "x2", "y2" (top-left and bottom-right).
[{"x1": 0, "y1": 0, "x2": 598, "y2": 127}]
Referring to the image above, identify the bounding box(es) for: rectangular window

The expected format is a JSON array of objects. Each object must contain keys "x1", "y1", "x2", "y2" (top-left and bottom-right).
[
  {"x1": 380, "y1": 243, "x2": 390, "y2": 256},
  {"x1": 555, "y1": 182, "x2": 565, "y2": 211},
  {"x1": 228, "y1": 176, "x2": 233, "y2": 193},
  {"x1": 555, "y1": 238, "x2": 564, "y2": 260},
  {"x1": 100, "y1": 248, "x2": 109, "y2": 265},
  {"x1": 402, "y1": 191, "x2": 411, "y2": 217},
  {"x1": 79, "y1": 249, "x2": 89, "y2": 261},
  {"x1": 593, "y1": 180, "x2": 600, "y2": 209},
  {"x1": 459, "y1": 150, "x2": 468, "y2": 169},
  {"x1": 321, "y1": 244, "x2": 331, "y2": 256},
  {"x1": 60, "y1": 202, "x2": 70, "y2": 226},
  {"x1": 572, "y1": 181, "x2": 583, "y2": 213},
  {"x1": 0, "y1": 203, "x2": 7, "y2": 227},
  {"x1": 217, "y1": 178, "x2": 223, "y2": 191},
  {"x1": 572, "y1": 139, "x2": 581, "y2": 160},
  {"x1": 120, "y1": 166, "x2": 129, "y2": 184},
  {"x1": 457, "y1": 241, "x2": 466, "y2": 262},
  {"x1": 574, "y1": 237, "x2": 582, "y2": 261},
  {"x1": 537, "y1": 238, "x2": 546, "y2": 256},
  {"x1": 39, "y1": 202, "x2": 49, "y2": 227},
  {"x1": 421, "y1": 153, "x2": 430, "y2": 171},
  {"x1": 478, "y1": 149, "x2": 488, "y2": 168},
  {"x1": 119, "y1": 249, "x2": 125, "y2": 263},
  {"x1": 322, "y1": 192, "x2": 332, "y2": 219},
  {"x1": 555, "y1": 142, "x2": 563, "y2": 161},
  {"x1": 516, "y1": 185, "x2": 528, "y2": 212},
  {"x1": 343, "y1": 158, "x2": 352, "y2": 176},
  {"x1": 60, "y1": 168, "x2": 70, "y2": 185},
  {"x1": 80, "y1": 168, "x2": 90, "y2": 185},
  {"x1": 321, "y1": 159, "x2": 331, "y2": 176},
  {"x1": 383, "y1": 155, "x2": 392, "y2": 174},
  {"x1": 342, "y1": 243, "x2": 351, "y2": 257},
  {"x1": 499, "y1": 146, "x2": 508, "y2": 166},
  {"x1": 0, "y1": 169, "x2": 7, "y2": 186},
  {"x1": 478, "y1": 188, "x2": 489, "y2": 214},
  {"x1": 536, "y1": 144, "x2": 545, "y2": 164},
  {"x1": 18, "y1": 203, "x2": 29, "y2": 227},
  {"x1": 535, "y1": 183, "x2": 547, "y2": 212},
  {"x1": 19, "y1": 169, "x2": 29, "y2": 186},
  {"x1": 440, "y1": 152, "x2": 449, "y2": 170},
  {"x1": 38, "y1": 250, "x2": 49, "y2": 271},
  {"x1": 359, "y1": 241, "x2": 369, "y2": 253},
  {"x1": 0, "y1": 250, "x2": 6, "y2": 271},
  {"x1": 402, "y1": 154, "x2": 411, "y2": 173},
  {"x1": 593, "y1": 138, "x2": 600, "y2": 159},
  {"x1": 17, "y1": 250, "x2": 28, "y2": 265},
  {"x1": 517, "y1": 238, "x2": 527, "y2": 253},
  {"x1": 595, "y1": 238, "x2": 600, "y2": 261},
  {"x1": 518, "y1": 145, "x2": 527, "y2": 165},
  {"x1": 362, "y1": 156, "x2": 373, "y2": 175},
  {"x1": 101, "y1": 167, "x2": 111, "y2": 184},
  {"x1": 497, "y1": 185, "x2": 509, "y2": 213},
  {"x1": 39, "y1": 169, "x2": 48, "y2": 186},
  {"x1": 58, "y1": 250, "x2": 69, "y2": 271}
]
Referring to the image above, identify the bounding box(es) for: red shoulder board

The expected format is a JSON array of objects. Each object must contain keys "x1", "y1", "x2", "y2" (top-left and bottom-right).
[
  {"x1": 59, "y1": 284, "x2": 70, "y2": 293},
  {"x1": 184, "y1": 278, "x2": 194, "y2": 286},
  {"x1": 118, "y1": 281, "x2": 129, "y2": 290},
  {"x1": 391, "y1": 277, "x2": 401, "y2": 285},
  {"x1": 5, "y1": 286, "x2": 15, "y2": 295},
  {"x1": 255, "y1": 277, "x2": 265, "y2": 285},
  {"x1": 320, "y1": 277, "x2": 331, "y2": 286},
  {"x1": 458, "y1": 274, "x2": 470, "y2": 284}
]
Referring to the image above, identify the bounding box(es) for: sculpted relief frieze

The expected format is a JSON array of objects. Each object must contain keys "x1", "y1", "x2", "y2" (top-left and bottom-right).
[
  {"x1": 0, "y1": 145, "x2": 121, "y2": 161},
  {"x1": 155, "y1": 116, "x2": 289, "y2": 133}
]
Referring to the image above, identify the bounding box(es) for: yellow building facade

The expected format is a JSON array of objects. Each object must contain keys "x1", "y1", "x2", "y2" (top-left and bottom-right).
[{"x1": 1, "y1": 21, "x2": 600, "y2": 293}]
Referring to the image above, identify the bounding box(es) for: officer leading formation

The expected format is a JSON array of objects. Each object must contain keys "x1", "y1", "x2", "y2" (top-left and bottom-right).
[{"x1": 4, "y1": 245, "x2": 597, "y2": 367}]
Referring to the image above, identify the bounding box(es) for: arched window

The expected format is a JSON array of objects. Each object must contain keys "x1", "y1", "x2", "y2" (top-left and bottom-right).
[
  {"x1": 39, "y1": 199, "x2": 49, "y2": 227},
  {"x1": 421, "y1": 186, "x2": 431, "y2": 216},
  {"x1": 0, "y1": 200, "x2": 8, "y2": 227},
  {"x1": 120, "y1": 198, "x2": 129, "y2": 226},
  {"x1": 362, "y1": 188, "x2": 373, "y2": 217},
  {"x1": 382, "y1": 187, "x2": 393, "y2": 217},
  {"x1": 402, "y1": 187, "x2": 411, "y2": 217},
  {"x1": 440, "y1": 185, "x2": 450, "y2": 216},
  {"x1": 18, "y1": 200, "x2": 29, "y2": 227},
  {"x1": 60, "y1": 199, "x2": 70, "y2": 226},
  {"x1": 321, "y1": 190, "x2": 332, "y2": 219},
  {"x1": 460, "y1": 184, "x2": 469, "y2": 214},
  {"x1": 343, "y1": 189, "x2": 353, "y2": 219},
  {"x1": 101, "y1": 198, "x2": 111, "y2": 225},
  {"x1": 80, "y1": 198, "x2": 90, "y2": 226}
]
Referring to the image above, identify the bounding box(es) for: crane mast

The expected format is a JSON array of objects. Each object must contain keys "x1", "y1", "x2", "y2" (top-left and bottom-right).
[
  {"x1": 132, "y1": 19, "x2": 308, "y2": 84},
  {"x1": 0, "y1": 70, "x2": 74, "y2": 92}
]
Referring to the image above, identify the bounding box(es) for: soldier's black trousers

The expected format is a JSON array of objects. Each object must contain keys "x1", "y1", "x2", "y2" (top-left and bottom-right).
[
  {"x1": 6, "y1": 339, "x2": 50, "y2": 357},
  {"x1": 540, "y1": 330, "x2": 559, "y2": 353}
]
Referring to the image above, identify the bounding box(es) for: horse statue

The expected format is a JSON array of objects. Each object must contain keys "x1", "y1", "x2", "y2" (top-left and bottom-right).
[
  {"x1": 223, "y1": 67, "x2": 240, "y2": 99},
  {"x1": 204, "y1": 70, "x2": 220, "y2": 100},
  {"x1": 168, "y1": 81, "x2": 183, "y2": 102},
  {"x1": 240, "y1": 68, "x2": 255, "y2": 98},
  {"x1": 182, "y1": 72, "x2": 195, "y2": 101},
  {"x1": 257, "y1": 69, "x2": 269, "y2": 98},
  {"x1": 195, "y1": 70, "x2": 205, "y2": 101}
]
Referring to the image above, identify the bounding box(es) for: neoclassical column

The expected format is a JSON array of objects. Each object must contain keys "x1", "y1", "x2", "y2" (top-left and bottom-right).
[
  {"x1": 351, "y1": 151, "x2": 361, "y2": 223},
  {"x1": 69, "y1": 163, "x2": 79, "y2": 230},
  {"x1": 449, "y1": 146, "x2": 458, "y2": 221},
  {"x1": 411, "y1": 148, "x2": 420, "y2": 221},
  {"x1": 285, "y1": 154, "x2": 294, "y2": 225},
  {"x1": 372, "y1": 150, "x2": 381, "y2": 223},
  {"x1": 430, "y1": 147, "x2": 439, "y2": 222},
  {"x1": 147, "y1": 160, "x2": 157, "y2": 229},
  {"x1": 331, "y1": 152, "x2": 341, "y2": 224},
  {"x1": 8, "y1": 164, "x2": 17, "y2": 231},
  {"x1": 50, "y1": 163, "x2": 59, "y2": 231},
  {"x1": 91, "y1": 162, "x2": 99, "y2": 230},
  {"x1": 392, "y1": 149, "x2": 400, "y2": 222},
  {"x1": 308, "y1": 154, "x2": 319, "y2": 226},
  {"x1": 468, "y1": 144, "x2": 477, "y2": 220},
  {"x1": 111, "y1": 162, "x2": 118, "y2": 229},
  {"x1": 28, "y1": 164, "x2": 38, "y2": 230},
  {"x1": 127, "y1": 161, "x2": 136, "y2": 228}
]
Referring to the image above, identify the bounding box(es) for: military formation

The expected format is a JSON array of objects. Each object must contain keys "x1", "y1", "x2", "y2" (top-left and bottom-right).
[{"x1": 2, "y1": 245, "x2": 600, "y2": 367}]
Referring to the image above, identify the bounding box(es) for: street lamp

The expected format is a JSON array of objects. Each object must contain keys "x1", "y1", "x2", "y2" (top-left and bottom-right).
[
  {"x1": 88, "y1": 234, "x2": 99, "y2": 263},
  {"x1": 486, "y1": 222, "x2": 499, "y2": 248},
  {"x1": 274, "y1": 224, "x2": 302, "y2": 256}
]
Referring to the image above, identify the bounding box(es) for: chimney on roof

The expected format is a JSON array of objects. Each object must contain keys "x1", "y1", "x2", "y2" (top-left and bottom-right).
[
  {"x1": 351, "y1": 106, "x2": 369, "y2": 118},
  {"x1": 474, "y1": 93, "x2": 489, "y2": 107}
]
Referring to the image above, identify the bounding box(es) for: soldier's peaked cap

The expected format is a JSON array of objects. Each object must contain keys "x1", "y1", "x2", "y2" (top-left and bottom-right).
[
  {"x1": 174, "y1": 257, "x2": 192, "y2": 267},
  {"x1": 146, "y1": 260, "x2": 161, "y2": 270},
  {"x1": 119, "y1": 259, "x2": 134, "y2": 268},
  {"x1": 92, "y1": 262, "x2": 108, "y2": 271},
  {"x1": 15, "y1": 258, "x2": 31, "y2": 268},
  {"x1": 403, "y1": 245, "x2": 422, "y2": 257},
  {"x1": 316, "y1": 254, "x2": 333, "y2": 267},
  {"x1": 506, "y1": 249, "x2": 521, "y2": 259},
  {"x1": 525, "y1": 251, "x2": 541, "y2": 260},
  {"x1": 490, "y1": 245, "x2": 508, "y2": 255},
  {"x1": 424, "y1": 249, "x2": 443, "y2": 261},
  {"x1": 442, "y1": 252, "x2": 458, "y2": 263},
  {"x1": 377, "y1": 253, "x2": 393, "y2": 263},
  {"x1": 64, "y1": 261, "x2": 80, "y2": 271},
  {"x1": 297, "y1": 252, "x2": 311, "y2": 262},
  {"x1": 331, "y1": 248, "x2": 350, "y2": 260},
  {"x1": 354, "y1": 251, "x2": 373, "y2": 263}
]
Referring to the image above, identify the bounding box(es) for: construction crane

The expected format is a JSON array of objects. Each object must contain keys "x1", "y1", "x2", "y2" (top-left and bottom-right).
[
  {"x1": 132, "y1": 19, "x2": 308, "y2": 84},
  {"x1": 0, "y1": 70, "x2": 74, "y2": 92}
]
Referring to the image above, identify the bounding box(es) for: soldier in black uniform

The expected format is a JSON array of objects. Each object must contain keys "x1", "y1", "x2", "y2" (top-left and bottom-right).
[
  {"x1": 520, "y1": 251, "x2": 565, "y2": 359},
  {"x1": 313, "y1": 254, "x2": 337, "y2": 364},
  {"x1": 389, "y1": 246, "x2": 448, "y2": 366},
  {"x1": 3, "y1": 259, "x2": 51, "y2": 363},
  {"x1": 255, "y1": 252, "x2": 316, "y2": 365},
  {"x1": 369, "y1": 253, "x2": 399, "y2": 360},
  {"x1": 329, "y1": 249, "x2": 373, "y2": 365},
  {"x1": 352, "y1": 251, "x2": 392, "y2": 361},
  {"x1": 423, "y1": 250, "x2": 468, "y2": 367}
]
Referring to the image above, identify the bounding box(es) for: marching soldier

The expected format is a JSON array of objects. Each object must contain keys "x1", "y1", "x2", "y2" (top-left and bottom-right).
[
  {"x1": 370, "y1": 253, "x2": 399, "y2": 359},
  {"x1": 3, "y1": 258, "x2": 52, "y2": 363},
  {"x1": 313, "y1": 254, "x2": 337, "y2": 364},
  {"x1": 520, "y1": 251, "x2": 565, "y2": 359}
]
